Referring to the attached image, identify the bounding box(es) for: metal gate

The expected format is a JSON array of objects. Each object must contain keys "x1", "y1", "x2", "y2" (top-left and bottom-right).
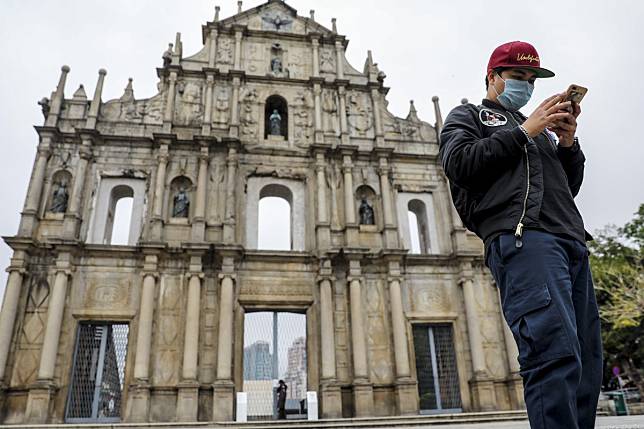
[
  {"x1": 65, "y1": 323, "x2": 129, "y2": 423},
  {"x1": 413, "y1": 323, "x2": 462, "y2": 413},
  {"x1": 243, "y1": 311, "x2": 307, "y2": 420}
]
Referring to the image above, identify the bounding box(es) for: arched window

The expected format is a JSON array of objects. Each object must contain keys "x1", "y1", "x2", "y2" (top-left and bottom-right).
[
  {"x1": 168, "y1": 176, "x2": 193, "y2": 219},
  {"x1": 104, "y1": 185, "x2": 134, "y2": 245},
  {"x1": 258, "y1": 184, "x2": 293, "y2": 250},
  {"x1": 264, "y1": 95, "x2": 288, "y2": 139},
  {"x1": 408, "y1": 199, "x2": 429, "y2": 254}
]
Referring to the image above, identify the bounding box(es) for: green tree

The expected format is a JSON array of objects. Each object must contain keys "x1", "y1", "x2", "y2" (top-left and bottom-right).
[{"x1": 589, "y1": 204, "x2": 644, "y2": 391}]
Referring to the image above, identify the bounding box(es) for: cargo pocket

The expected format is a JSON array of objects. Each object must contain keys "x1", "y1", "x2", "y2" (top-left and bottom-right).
[{"x1": 504, "y1": 282, "x2": 573, "y2": 368}]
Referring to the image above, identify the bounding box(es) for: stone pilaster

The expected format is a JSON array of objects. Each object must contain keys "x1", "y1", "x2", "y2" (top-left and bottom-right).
[
  {"x1": 202, "y1": 74, "x2": 214, "y2": 135},
  {"x1": 313, "y1": 146, "x2": 331, "y2": 250},
  {"x1": 213, "y1": 257, "x2": 236, "y2": 421},
  {"x1": 0, "y1": 251, "x2": 26, "y2": 382},
  {"x1": 163, "y1": 71, "x2": 178, "y2": 133},
  {"x1": 127, "y1": 255, "x2": 158, "y2": 422},
  {"x1": 150, "y1": 141, "x2": 169, "y2": 241},
  {"x1": 318, "y1": 259, "x2": 342, "y2": 418},
  {"x1": 207, "y1": 28, "x2": 218, "y2": 68},
  {"x1": 223, "y1": 145, "x2": 238, "y2": 244},
  {"x1": 191, "y1": 144, "x2": 209, "y2": 241},
  {"x1": 376, "y1": 151, "x2": 398, "y2": 248},
  {"x1": 337, "y1": 85, "x2": 350, "y2": 145},
  {"x1": 63, "y1": 132, "x2": 93, "y2": 239},
  {"x1": 177, "y1": 256, "x2": 203, "y2": 422},
  {"x1": 26, "y1": 252, "x2": 72, "y2": 423},
  {"x1": 229, "y1": 75, "x2": 241, "y2": 138},
  {"x1": 334, "y1": 40, "x2": 345, "y2": 80},
  {"x1": 370, "y1": 86, "x2": 385, "y2": 147},
  {"x1": 348, "y1": 259, "x2": 373, "y2": 417},
  {"x1": 18, "y1": 133, "x2": 53, "y2": 237},
  {"x1": 341, "y1": 150, "x2": 358, "y2": 245},
  {"x1": 313, "y1": 80, "x2": 324, "y2": 143},
  {"x1": 460, "y1": 264, "x2": 496, "y2": 411}
]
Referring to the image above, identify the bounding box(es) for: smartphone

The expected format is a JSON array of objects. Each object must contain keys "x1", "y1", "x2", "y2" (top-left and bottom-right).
[{"x1": 564, "y1": 84, "x2": 588, "y2": 104}]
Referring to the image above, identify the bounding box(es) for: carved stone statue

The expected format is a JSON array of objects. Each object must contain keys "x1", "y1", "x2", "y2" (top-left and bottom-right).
[
  {"x1": 262, "y1": 13, "x2": 293, "y2": 31},
  {"x1": 271, "y1": 57, "x2": 283, "y2": 74},
  {"x1": 269, "y1": 109, "x2": 282, "y2": 136},
  {"x1": 162, "y1": 43, "x2": 173, "y2": 67},
  {"x1": 173, "y1": 188, "x2": 190, "y2": 218},
  {"x1": 38, "y1": 97, "x2": 50, "y2": 119},
  {"x1": 50, "y1": 181, "x2": 69, "y2": 213},
  {"x1": 359, "y1": 198, "x2": 375, "y2": 225}
]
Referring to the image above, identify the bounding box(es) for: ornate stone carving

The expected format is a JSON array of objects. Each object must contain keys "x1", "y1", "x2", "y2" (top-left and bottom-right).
[
  {"x1": 261, "y1": 11, "x2": 293, "y2": 31},
  {"x1": 240, "y1": 88, "x2": 259, "y2": 138},
  {"x1": 175, "y1": 81, "x2": 203, "y2": 126},
  {"x1": 322, "y1": 90, "x2": 339, "y2": 133},
  {"x1": 320, "y1": 48, "x2": 335, "y2": 73},
  {"x1": 347, "y1": 91, "x2": 373, "y2": 136},
  {"x1": 213, "y1": 87, "x2": 230, "y2": 126},
  {"x1": 216, "y1": 38, "x2": 234, "y2": 65}
]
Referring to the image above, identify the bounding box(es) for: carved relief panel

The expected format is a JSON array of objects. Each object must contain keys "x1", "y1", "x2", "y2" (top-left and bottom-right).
[{"x1": 174, "y1": 79, "x2": 203, "y2": 127}]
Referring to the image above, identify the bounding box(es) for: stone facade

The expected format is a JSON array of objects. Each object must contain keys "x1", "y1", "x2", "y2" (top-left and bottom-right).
[{"x1": 0, "y1": 0, "x2": 524, "y2": 424}]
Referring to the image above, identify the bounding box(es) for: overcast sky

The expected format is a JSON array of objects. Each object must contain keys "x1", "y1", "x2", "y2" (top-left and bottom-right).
[{"x1": 1, "y1": 0, "x2": 643, "y2": 298}]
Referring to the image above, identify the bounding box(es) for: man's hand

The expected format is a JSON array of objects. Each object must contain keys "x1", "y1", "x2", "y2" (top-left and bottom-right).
[
  {"x1": 522, "y1": 94, "x2": 572, "y2": 138},
  {"x1": 548, "y1": 102, "x2": 581, "y2": 147}
]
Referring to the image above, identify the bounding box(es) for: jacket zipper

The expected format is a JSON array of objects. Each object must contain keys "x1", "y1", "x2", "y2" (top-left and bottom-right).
[{"x1": 506, "y1": 112, "x2": 531, "y2": 248}]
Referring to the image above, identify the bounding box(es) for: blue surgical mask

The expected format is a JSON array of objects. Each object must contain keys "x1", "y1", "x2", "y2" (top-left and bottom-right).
[{"x1": 494, "y1": 75, "x2": 534, "y2": 111}]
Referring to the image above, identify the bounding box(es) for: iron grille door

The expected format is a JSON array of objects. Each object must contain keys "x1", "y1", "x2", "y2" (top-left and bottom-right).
[
  {"x1": 413, "y1": 323, "x2": 462, "y2": 413},
  {"x1": 65, "y1": 323, "x2": 129, "y2": 423}
]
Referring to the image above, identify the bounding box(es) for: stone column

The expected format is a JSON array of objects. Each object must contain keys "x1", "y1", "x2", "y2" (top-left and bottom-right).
[
  {"x1": 348, "y1": 260, "x2": 373, "y2": 416},
  {"x1": 314, "y1": 149, "x2": 331, "y2": 249},
  {"x1": 150, "y1": 143, "x2": 169, "y2": 241},
  {"x1": 213, "y1": 264, "x2": 235, "y2": 421},
  {"x1": 233, "y1": 28, "x2": 243, "y2": 70},
  {"x1": 0, "y1": 251, "x2": 26, "y2": 383},
  {"x1": 334, "y1": 40, "x2": 345, "y2": 80},
  {"x1": 337, "y1": 85, "x2": 350, "y2": 145},
  {"x1": 318, "y1": 259, "x2": 342, "y2": 417},
  {"x1": 208, "y1": 28, "x2": 218, "y2": 68},
  {"x1": 223, "y1": 146, "x2": 238, "y2": 244},
  {"x1": 313, "y1": 82, "x2": 323, "y2": 143},
  {"x1": 460, "y1": 270, "x2": 496, "y2": 411},
  {"x1": 370, "y1": 87, "x2": 385, "y2": 146},
  {"x1": 177, "y1": 256, "x2": 203, "y2": 422},
  {"x1": 45, "y1": 65, "x2": 70, "y2": 127},
  {"x1": 500, "y1": 289, "x2": 524, "y2": 409},
  {"x1": 202, "y1": 74, "x2": 214, "y2": 135},
  {"x1": 191, "y1": 145, "x2": 209, "y2": 241},
  {"x1": 163, "y1": 71, "x2": 178, "y2": 133},
  {"x1": 26, "y1": 253, "x2": 71, "y2": 423},
  {"x1": 229, "y1": 75, "x2": 241, "y2": 138},
  {"x1": 18, "y1": 136, "x2": 53, "y2": 237},
  {"x1": 311, "y1": 37, "x2": 320, "y2": 77},
  {"x1": 128, "y1": 255, "x2": 157, "y2": 422},
  {"x1": 342, "y1": 152, "x2": 358, "y2": 245},
  {"x1": 63, "y1": 134, "x2": 93, "y2": 239},
  {"x1": 377, "y1": 154, "x2": 399, "y2": 248}
]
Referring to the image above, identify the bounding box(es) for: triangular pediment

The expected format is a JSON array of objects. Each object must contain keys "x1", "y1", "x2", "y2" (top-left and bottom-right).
[{"x1": 219, "y1": 0, "x2": 334, "y2": 36}]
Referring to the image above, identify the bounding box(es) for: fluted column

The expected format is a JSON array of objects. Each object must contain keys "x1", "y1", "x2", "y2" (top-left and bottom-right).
[
  {"x1": 311, "y1": 37, "x2": 320, "y2": 77},
  {"x1": 18, "y1": 137, "x2": 53, "y2": 237},
  {"x1": 192, "y1": 145, "x2": 209, "y2": 241},
  {"x1": 37, "y1": 267, "x2": 70, "y2": 380},
  {"x1": 316, "y1": 158, "x2": 329, "y2": 224},
  {"x1": 63, "y1": 136, "x2": 92, "y2": 239},
  {"x1": 208, "y1": 28, "x2": 218, "y2": 68},
  {"x1": 389, "y1": 278, "x2": 410, "y2": 378},
  {"x1": 313, "y1": 83, "x2": 323, "y2": 143},
  {"x1": 134, "y1": 273, "x2": 156, "y2": 380},
  {"x1": 378, "y1": 164, "x2": 394, "y2": 227},
  {"x1": 216, "y1": 273, "x2": 234, "y2": 381},
  {"x1": 233, "y1": 28, "x2": 243, "y2": 70},
  {"x1": 182, "y1": 273, "x2": 202, "y2": 380},
  {"x1": 202, "y1": 75, "x2": 214, "y2": 135},
  {"x1": 0, "y1": 252, "x2": 26, "y2": 381},
  {"x1": 349, "y1": 278, "x2": 367, "y2": 379},
  {"x1": 229, "y1": 76, "x2": 241, "y2": 138},
  {"x1": 223, "y1": 146, "x2": 238, "y2": 244},
  {"x1": 319, "y1": 278, "x2": 336, "y2": 380},
  {"x1": 371, "y1": 87, "x2": 384, "y2": 144},
  {"x1": 342, "y1": 156, "x2": 355, "y2": 225},
  {"x1": 163, "y1": 72, "x2": 178, "y2": 132},
  {"x1": 334, "y1": 41, "x2": 344, "y2": 80},
  {"x1": 337, "y1": 86, "x2": 349, "y2": 144}
]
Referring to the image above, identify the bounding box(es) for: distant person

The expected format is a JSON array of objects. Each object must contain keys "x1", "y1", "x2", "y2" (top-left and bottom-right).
[
  {"x1": 276, "y1": 379, "x2": 287, "y2": 420},
  {"x1": 439, "y1": 41, "x2": 602, "y2": 429}
]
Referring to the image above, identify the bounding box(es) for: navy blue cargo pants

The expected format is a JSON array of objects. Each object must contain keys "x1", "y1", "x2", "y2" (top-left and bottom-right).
[{"x1": 487, "y1": 229, "x2": 603, "y2": 429}]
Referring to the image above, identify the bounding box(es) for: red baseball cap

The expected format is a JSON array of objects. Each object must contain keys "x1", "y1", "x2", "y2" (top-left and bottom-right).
[{"x1": 487, "y1": 41, "x2": 555, "y2": 78}]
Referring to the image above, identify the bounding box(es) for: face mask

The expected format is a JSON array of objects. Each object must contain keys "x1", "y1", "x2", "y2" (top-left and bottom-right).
[{"x1": 493, "y1": 74, "x2": 534, "y2": 111}]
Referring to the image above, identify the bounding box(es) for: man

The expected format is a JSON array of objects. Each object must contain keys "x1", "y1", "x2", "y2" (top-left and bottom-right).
[
  {"x1": 276, "y1": 379, "x2": 287, "y2": 420},
  {"x1": 439, "y1": 41, "x2": 602, "y2": 429}
]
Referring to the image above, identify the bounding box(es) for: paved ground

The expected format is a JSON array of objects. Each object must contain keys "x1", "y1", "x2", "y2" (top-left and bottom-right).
[{"x1": 403, "y1": 415, "x2": 644, "y2": 429}]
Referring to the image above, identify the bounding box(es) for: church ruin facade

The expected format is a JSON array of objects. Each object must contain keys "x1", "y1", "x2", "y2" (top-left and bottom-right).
[{"x1": 0, "y1": 1, "x2": 525, "y2": 424}]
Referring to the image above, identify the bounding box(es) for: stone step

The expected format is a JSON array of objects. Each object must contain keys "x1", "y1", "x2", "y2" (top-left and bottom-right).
[{"x1": 2, "y1": 411, "x2": 529, "y2": 429}]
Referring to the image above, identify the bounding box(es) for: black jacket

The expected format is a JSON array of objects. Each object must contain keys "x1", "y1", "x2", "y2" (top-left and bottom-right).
[{"x1": 439, "y1": 99, "x2": 587, "y2": 250}]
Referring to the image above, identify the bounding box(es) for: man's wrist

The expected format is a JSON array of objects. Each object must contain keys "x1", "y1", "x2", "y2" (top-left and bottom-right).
[
  {"x1": 518, "y1": 125, "x2": 536, "y2": 144},
  {"x1": 558, "y1": 136, "x2": 580, "y2": 152}
]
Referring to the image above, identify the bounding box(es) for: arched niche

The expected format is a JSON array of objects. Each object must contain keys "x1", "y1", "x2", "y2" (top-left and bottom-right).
[
  {"x1": 264, "y1": 95, "x2": 288, "y2": 139},
  {"x1": 355, "y1": 184, "x2": 379, "y2": 227},
  {"x1": 47, "y1": 170, "x2": 73, "y2": 214},
  {"x1": 167, "y1": 175, "x2": 194, "y2": 220}
]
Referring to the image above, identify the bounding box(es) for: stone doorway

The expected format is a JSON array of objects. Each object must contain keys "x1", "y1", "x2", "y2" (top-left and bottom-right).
[
  {"x1": 412, "y1": 324, "x2": 462, "y2": 414},
  {"x1": 242, "y1": 311, "x2": 307, "y2": 420}
]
